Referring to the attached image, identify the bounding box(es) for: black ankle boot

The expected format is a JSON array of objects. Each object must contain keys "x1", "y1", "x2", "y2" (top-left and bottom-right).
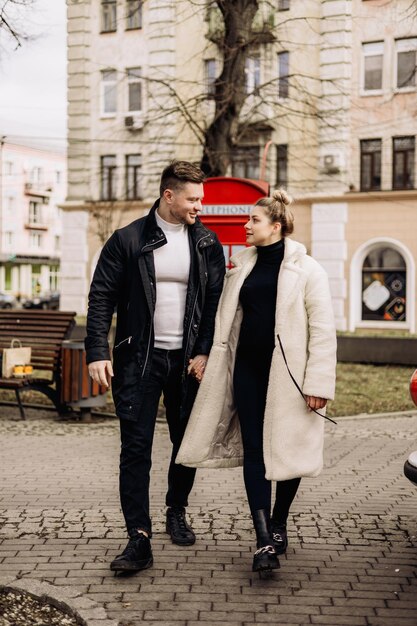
[
  {"x1": 270, "y1": 520, "x2": 288, "y2": 555},
  {"x1": 251, "y1": 509, "x2": 280, "y2": 574}
]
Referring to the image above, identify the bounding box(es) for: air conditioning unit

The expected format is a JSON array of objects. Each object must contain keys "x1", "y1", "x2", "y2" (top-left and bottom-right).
[
  {"x1": 124, "y1": 115, "x2": 144, "y2": 131},
  {"x1": 320, "y1": 151, "x2": 344, "y2": 174}
]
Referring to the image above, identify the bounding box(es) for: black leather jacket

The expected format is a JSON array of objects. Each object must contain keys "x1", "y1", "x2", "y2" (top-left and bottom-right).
[{"x1": 85, "y1": 200, "x2": 226, "y2": 421}]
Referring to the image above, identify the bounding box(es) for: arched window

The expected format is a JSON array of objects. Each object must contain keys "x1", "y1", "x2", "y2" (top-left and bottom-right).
[{"x1": 362, "y1": 247, "x2": 406, "y2": 322}]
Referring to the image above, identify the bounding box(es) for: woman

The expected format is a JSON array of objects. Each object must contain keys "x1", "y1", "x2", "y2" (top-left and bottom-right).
[{"x1": 177, "y1": 190, "x2": 337, "y2": 575}]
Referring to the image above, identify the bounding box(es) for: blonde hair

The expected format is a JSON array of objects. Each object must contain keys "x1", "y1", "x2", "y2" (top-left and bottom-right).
[{"x1": 255, "y1": 188, "x2": 294, "y2": 236}]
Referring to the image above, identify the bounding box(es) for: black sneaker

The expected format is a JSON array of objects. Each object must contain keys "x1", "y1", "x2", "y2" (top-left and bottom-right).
[
  {"x1": 110, "y1": 531, "x2": 153, "y2": 572},
  {"x1": 271, "y1": 522, "x2": 288, "y2": 555},
  {"x1": 166, "y1": 507, "x2": 196, "y2": 546}
]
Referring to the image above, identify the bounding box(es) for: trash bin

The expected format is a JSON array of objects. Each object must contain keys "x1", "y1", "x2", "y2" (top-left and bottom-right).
[{"x1": 61, "y1": 340, "x2": 108, "y2": 420}]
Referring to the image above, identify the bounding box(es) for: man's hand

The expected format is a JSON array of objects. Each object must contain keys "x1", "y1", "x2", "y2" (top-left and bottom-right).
[
  {"x1": 305, "y1": 396, "x2": 327, "y2": 411},
  {"x1": 187, "y1": 354, "x2": 208, "y2": 383},
  {"x1": 88, "y1": 360, "x2": 114, "y2": 388}
]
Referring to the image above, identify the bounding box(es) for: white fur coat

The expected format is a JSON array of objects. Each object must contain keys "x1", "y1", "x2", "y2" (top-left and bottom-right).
[{"x1": 176, "y1": 238, "x2": 337, "y2": 480}]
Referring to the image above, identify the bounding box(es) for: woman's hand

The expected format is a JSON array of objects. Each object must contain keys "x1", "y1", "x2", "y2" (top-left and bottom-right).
[
  {"x1": 188, "y1": 355, "x2": 208, "y2": 383},
  {"x1": 305, "y1": 395, "x2": 327, "y2": 411}
]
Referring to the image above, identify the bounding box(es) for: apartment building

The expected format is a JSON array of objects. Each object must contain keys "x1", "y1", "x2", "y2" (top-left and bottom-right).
[
  {"x1": 0, "y1": 140, "x2": 65, "y2": 300},
  {"x1": 63, "y1": 0, "x2": 417, "y2": 334}
]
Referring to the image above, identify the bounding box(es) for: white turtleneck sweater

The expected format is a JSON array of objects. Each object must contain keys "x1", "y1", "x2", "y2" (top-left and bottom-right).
[{"x1": 153, "y1": 210, "x2": 191, "y2": 350}]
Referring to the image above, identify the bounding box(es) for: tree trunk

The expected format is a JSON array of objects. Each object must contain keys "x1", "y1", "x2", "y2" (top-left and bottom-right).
[{"x1": 201, "y1": 0, "x2": 259, "y2": 177}]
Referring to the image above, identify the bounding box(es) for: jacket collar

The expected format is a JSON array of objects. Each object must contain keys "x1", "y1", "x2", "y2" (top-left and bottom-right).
[{"x1": 141, "y1": 199, "x2": 215, "y2": 253}]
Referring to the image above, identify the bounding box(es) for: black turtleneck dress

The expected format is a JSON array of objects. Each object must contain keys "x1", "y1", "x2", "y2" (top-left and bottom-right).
[{"x1": 233, "y1": 239, "x2": 301, "y2": 517}]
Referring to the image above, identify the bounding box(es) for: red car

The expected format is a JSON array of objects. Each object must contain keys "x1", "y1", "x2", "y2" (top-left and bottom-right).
[{"x1": 404, "y1": 369, "x2": 417, "y2": 486}]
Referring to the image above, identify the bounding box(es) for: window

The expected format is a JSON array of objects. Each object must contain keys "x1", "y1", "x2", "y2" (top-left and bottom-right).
[
  {"x1": 126, "y1": 154, "x2": 142, "y2": 199},
  {"x1": 55, "y1": 236, "x2": 61, "y2": 252},
  {"x1": 5, "y1": 265, "x2": 12, "y2": 291},
  {"x1": 276, "y1": 144, "x2": 288, "y2": 187},
  {"x1": 126, "y1": 0, "x2": 142, "y2": 30},
  {"x1": 56, "y1": 171, "x2": 62, "y2": 184},
  {"x1": 29, "y1": 232, "x2": 42, "y2": 249},
  {"x1": 278, "y1": 51, "x2": 289, "y2": 98},
  {"x1": 360, "y1": 139, "x2": 381, "y2": 190},
  {"x1": 362, "y1": 42, "x2": 383, "y2": 92},
  {"x1": 395, "y1": 38, "x2": 417, "y2": 90},
  {"x1": 101, "y1": 155, "x2": 117, "y2": 200},
  {"x1": 30, "y1": 167, "x2": 43, "y2": 184},
  {"x1": 4, "y1": 232, "x2": 13, "y2": 247},
  {"x1": 204, "y1": 59, "x2": 217, "y2": 96},
  {"x1": 101, "y1": 70, "x2": 117, "y2": 115},
  {"x1": 278, "y1": 0, "x2": 290, "y2": 10},
  {"x1": 4, "y1": 161, "x2": 13, "y2": 175},
  {"x1": 362, "y1": 247, "x2": 406, "y2": 322},
  {"x1": 101, "y1": 0, "x2": 117, "y2": 32},
  {"x1": 245, "y1": 56, "x2": 260, "y2": 93},
  {"x1": 49, "y1": 265, "x2": 59, "y2": 291},
  {"x1": 231, "y1": 146, "x2": 260, "y2": 179},
  {"x1": 7, "y1": 197, "x2": 14, "y2": 213},
  {"x1": 29, "y1": 200, "x2": 42, "y2": 224},
  {"x1": 393, "y1": 136, "x2": 415, "y2": 189},
  {"x1": 127, "y1": 68, "x2": 142, "y2": 112}
]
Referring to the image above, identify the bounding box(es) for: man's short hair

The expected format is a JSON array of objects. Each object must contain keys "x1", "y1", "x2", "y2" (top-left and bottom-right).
[{"x1": 160, "y1": 160, "x2": 206, "y2": 196}]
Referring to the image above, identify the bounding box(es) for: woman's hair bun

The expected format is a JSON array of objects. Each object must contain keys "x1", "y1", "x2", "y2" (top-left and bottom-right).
[{"x1": 272, "y1": 188, "x2": 292, "y2": 206}]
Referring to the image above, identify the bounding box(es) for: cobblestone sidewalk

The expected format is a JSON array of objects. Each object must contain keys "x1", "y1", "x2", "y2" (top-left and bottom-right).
[{"x1": 1, "y1": 409, "x2": 417, "y2": 626}]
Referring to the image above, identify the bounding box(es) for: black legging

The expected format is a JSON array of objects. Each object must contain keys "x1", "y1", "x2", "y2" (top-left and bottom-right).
[{"x1": 233, "y1": 347, "x2": 300, "y2": 523}]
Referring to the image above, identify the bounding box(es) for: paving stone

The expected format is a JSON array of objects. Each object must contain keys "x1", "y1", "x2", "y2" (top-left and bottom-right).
[{"x1": 1, "y1": 412, "x2": 417, "y2": 625}]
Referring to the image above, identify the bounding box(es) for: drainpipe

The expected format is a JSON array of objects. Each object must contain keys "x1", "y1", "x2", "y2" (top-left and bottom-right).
[{"x1": 259, "y1": 140, "x2": 273, "y2": 182}]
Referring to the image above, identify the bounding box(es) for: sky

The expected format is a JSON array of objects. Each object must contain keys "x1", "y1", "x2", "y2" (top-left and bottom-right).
[{"x1": 0, "y1": 0, "x2": 67, "y2": 149}]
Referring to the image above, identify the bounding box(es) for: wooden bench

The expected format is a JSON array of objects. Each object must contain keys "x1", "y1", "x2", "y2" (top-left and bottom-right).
[{"x1": 0, "y1": 309, "x2": 76, "y2": 419}]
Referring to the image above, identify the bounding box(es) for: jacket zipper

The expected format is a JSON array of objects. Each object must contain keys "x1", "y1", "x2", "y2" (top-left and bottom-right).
[
  {"x1": 114, "y1": 335, "x2": 132, "y2": 350},
  {"x1": 181, "y1": 234, "x2": 212, "y2": 375}
]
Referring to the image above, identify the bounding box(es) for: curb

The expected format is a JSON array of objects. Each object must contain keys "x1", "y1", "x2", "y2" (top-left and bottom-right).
[
  {"x1": 0, "y1": 576, "x2": 118, "y2": 626},
  {"x1": 334, "y1": 408, "x2": 417, "y2": 421}
]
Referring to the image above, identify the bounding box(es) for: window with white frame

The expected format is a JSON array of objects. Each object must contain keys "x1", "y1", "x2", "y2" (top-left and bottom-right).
[
  {"x1": 49, "y1": 265, "x2": 59, "y2": 291},
  {"x1": 127, "y1": 68, "x2": 142, "y2": 112},
  {"x1": 4, "y1": 161, "x2": 13, "y2": 175},
  {"x1": 126, "y1": 0, "x2": 142, "y2": 30},
  {"x1": 278, "y1": 51, "x2": 289, "y2": 98},
  {"x1": 4, "y1": 232, "x2": 13, "y2": 247},
  {"x1": 395, "y1": 38, "x2": 417, "y2": 90},
  {"x1": 101, "y1": 0, "x2": 117, "y2": 32},
  {"x1": 204, "y1": 59, "x2": 217, "y2": 96},
  {"x1": 29, "y1": 232, "x2": 43, "y2": 249},
  {"x1": 245, "y1": 56, "x2": 260, "y2": 94},
  {"x1": 30, "y1": 166, "x2": 43, "y2": 184},
  {"x1": 56, "y1": 170, "x2": 61, "y2": 184},
  {"x1": 362, "y1": 42, "x2": 384, "y2": 92},
  {"x1": 362, "y1": 247, "x2": 406, "y2": 322},
  {"x1": 7, "y1": 197, "x2": 15, "y2": 213},
  {"x1": 101, "y1": 69, "x2": 117, "y2": 115},
  {"x1": 55, "y1": 236, "x2": 61, "y2": 252},
  {"x1": 29, "y1": 200, "x2": 42, "y2": 224}
]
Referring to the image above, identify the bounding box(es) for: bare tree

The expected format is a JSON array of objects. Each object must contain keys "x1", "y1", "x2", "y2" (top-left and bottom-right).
[
  {"x1": 0, "y1": 0, "x2": 36, "y2": 50},
  {"x1": 201, "y1": 0, "x2": 261, "y2": 176}
]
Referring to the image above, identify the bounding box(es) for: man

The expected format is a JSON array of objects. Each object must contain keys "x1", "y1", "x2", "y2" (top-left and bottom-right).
[{"x1": 86, "y1": 161, "x2": 225, "y2": 573}]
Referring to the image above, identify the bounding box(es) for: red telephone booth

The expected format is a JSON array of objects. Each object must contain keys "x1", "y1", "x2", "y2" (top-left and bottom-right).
[{"x1": 200, "y1": 177, "x2": 269, "y2": 267}]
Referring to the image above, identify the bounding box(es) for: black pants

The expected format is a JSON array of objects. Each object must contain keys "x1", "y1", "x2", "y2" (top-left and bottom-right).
[
  {"x1": 119, "y1": 348, "x2": 196, "y2": 536},
  {"x1": 233, "y1": 347, "x2": 300, "y2": 523}
]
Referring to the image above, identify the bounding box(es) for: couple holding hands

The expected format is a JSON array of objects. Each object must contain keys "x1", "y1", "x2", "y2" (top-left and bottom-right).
[{"x1": 86, "y1": 160, "x2": 336, "y2": 577}]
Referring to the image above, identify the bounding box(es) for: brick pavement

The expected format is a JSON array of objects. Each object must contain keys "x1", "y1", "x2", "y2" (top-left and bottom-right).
[{"x1": 1, "y1": 408, "x2": 417, "y2": 626}]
